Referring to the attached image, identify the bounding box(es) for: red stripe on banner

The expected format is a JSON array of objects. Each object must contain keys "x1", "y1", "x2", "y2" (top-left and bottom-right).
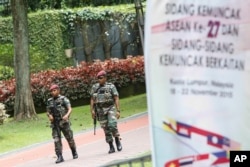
[
  {"x1": 165, "y1": 159, "x2": 179, "y2": 167},
  {"x1": 196, "y1": 153, "x2": 209, "y2": 160},
  {"x1": 151, "y1": 23, "x2": 166, "y2": 33}
]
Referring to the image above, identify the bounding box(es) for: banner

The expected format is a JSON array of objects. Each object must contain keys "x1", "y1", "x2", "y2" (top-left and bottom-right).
[{"x1": 144, "y1": 0, "x2": 250, "y2": 166}]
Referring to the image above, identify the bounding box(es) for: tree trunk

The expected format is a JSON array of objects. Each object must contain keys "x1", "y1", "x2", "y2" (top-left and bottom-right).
[
  {"x1": 100, "y1": 21, "x2": 112, "y2": 59},
  {"x1": 11, "y1": 0, "x2": 37, "y2": 120},
  {"x1": 81, "y1": 21, "x2": 100, "y2": 62}
]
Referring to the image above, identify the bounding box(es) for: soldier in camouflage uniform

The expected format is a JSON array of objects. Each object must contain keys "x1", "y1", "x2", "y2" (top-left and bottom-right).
[
  {"x1": 46, "y1": 84, "x2": 78, "y2": 164},
  {"x1": 90, "y1": 70, "x2": 122, "y2": 154}
]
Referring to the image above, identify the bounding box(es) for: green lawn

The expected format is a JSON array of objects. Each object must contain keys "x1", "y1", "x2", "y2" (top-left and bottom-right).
[{"x1": 0, "y1": 94, "x2": 147, "y2": 155}]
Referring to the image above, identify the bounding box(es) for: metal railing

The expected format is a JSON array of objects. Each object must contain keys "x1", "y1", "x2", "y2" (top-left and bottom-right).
[{"x1": 101, "y1": 153, "x2": 152, "y2": 167}]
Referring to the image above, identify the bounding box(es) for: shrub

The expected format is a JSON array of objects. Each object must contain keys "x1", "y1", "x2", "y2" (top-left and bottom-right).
[
  {"x1": 0, "y1": 56, "x2": 145, "y2": 113},
  {"x1": 0, "y1": 44, "x2": 14, "y2": 67},
  {"x1": 0, "y1": 66, "x2": 14, "y2": 81},
  {"x1": 0, "y1": 103, "x2": 9, "y2": 125}
]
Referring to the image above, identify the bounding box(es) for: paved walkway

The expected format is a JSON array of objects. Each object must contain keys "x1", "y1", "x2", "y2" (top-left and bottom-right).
[{"x1": 0, "y1": 112, "x2": 150, "y2": 167}]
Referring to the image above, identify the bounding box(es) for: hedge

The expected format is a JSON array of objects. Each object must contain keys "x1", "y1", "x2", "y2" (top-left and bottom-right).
[{"x1": 0, "y1": 56, "x2": 145, "y2": 114}]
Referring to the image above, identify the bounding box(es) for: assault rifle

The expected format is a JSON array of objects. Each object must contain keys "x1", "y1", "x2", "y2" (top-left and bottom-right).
[
  {"x1": 50, "y1": 102, "x2": 63, "y2": 138},
  {"x1": 93, "y1": 86, "x2": 101, "y2": 135},
  {"x1": 93, "y1": 104, "x2": 98, "y2": 135},
  {"x1": 94, "y1": 115, "x2": 97, "y2": 135}
]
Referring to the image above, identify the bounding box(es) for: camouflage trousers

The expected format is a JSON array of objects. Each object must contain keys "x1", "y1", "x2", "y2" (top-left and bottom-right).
[
  {"x1": 96, "y1": 105, "x2": 120, "y2": 143},
  {"x1": 51, "y1": 120, "x2": 76, "y2": 155}
]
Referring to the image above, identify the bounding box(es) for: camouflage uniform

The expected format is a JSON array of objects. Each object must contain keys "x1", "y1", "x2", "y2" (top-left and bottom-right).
[
  {"x1": 46, "y1": 95, "x2": 76, "y2": 155},
  {"x1": 90, "y1": 82, "x2": 120, "y2": 143}
]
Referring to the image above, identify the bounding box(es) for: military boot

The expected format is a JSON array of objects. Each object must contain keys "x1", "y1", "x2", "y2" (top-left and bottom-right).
[
  {"x1": 108, "y1": 142, "x2": 115, "y2": 154},
  {"x1": 115, "y1": 137, "x2": 122, "y2": 151},
  {"x1": 55, "y1": 153, "x2": 64, "y2": 164},
  {"x1": 71, "y1": 148, "x2": 78, "y2": 159}
]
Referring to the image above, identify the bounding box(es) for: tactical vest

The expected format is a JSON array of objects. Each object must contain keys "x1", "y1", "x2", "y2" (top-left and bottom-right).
[
  {"x1": 93, "y1": 83, "x2": 114, "y2": 105},
  {"x1": 47, "y1": 95, "x2": 68, "y2": 120}
]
